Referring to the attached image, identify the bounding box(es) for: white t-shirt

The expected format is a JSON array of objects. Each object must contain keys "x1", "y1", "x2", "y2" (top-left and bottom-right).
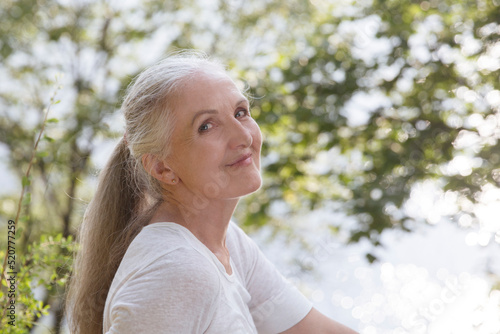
[{"x1": 103, "y1": 221, "x2": 312, "y2": 334}]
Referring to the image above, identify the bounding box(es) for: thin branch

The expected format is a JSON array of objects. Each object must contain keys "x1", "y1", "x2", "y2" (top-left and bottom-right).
[{"x1": 1, "y1": 81, "x2": 62, "y2": 314}]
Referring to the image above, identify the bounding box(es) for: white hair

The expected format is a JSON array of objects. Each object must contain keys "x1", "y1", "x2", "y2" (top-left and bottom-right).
[{"x1": 123, "y1": 50, "x2": 227, "y2": 198}]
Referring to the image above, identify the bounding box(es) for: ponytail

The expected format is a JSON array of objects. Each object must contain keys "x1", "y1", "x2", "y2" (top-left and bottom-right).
[{"x1": 66, "y1": 138, "x2": 160, "y2": 334}]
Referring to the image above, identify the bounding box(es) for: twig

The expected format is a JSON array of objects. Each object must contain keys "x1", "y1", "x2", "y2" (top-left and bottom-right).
[{"x1": 1, "y1": 82, "x2": 61, "y2": 308}]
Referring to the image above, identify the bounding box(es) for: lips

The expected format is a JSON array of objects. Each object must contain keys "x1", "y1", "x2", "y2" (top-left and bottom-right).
[{"x1": 227, "y1": 153, "x2": 252, "y2": 167}]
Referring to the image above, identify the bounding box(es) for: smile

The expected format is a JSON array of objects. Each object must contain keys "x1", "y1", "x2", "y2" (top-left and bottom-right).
[{"x1": 227, "y1": 153, "x2": 252, "y2": 167}]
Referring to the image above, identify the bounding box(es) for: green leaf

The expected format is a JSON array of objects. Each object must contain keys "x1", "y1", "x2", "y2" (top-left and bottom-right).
[
  {"x1": 22, "y1": 193, "x2": 31, "y2": 206},
  {"x1": 366, "y1": 253, "x2": 377, "y2": 263},
  {"x1": 16, "y1": 227, "x2": 23, "y2": 238},
  {"x1": 22, "y1": 176, "x2": 31, "y2": 187},
  {"x1": 36, "y1": 151, "x2": 49, "y2": 158},
  {"x1": 43, "y1": 135, "x2": 55, "y2": 142},
  {"x1": 46, "y1": 118, "x2": 59, "y2": 123}
]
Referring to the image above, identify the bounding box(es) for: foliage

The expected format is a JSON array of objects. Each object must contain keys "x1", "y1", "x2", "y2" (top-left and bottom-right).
[
  {"x1": 0, "y1": 0, "x2": 499, "y2": 332},
  {"x1": 0, "y1": 73, "x2": 68, "y2": 332},
  {"x1": 236, "y1": 0, "x2": 500, "y2": 256},
  {"x1": 0, "y1": 234, "x2": 75, "y2": 333}
]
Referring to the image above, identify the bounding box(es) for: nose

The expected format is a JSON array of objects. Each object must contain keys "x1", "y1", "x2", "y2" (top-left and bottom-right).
[{"x1": 227, "y1": 117, "x2": 253, "y2": 150}]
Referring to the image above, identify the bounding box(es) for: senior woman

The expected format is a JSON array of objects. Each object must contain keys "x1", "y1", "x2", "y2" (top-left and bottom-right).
[{"x1": 66, "y1": 51, "x2": 357, "y2": 334}]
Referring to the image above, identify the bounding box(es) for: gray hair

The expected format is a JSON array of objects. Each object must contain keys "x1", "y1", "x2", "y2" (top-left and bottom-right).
[{"x1": 123, "y1": 50, "x2": 227, "y2": 199}]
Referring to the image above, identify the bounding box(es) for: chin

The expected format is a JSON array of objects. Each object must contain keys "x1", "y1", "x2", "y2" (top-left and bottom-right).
[
  {"x1": 245, "y1": 175, "x2": 262, "y2": 195},
  {"x1": 229, "y1": 173, "x2": 262, "y2": 199}
]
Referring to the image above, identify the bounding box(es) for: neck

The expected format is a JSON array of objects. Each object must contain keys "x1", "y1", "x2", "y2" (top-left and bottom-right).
[{"x1": 150, "y1": 196, "x2": 239, "y2": 253}]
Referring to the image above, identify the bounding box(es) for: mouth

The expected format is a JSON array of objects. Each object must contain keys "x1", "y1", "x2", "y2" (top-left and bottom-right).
[{"x1": 227, "y1": 153, "x2": 253, "y2": 167}]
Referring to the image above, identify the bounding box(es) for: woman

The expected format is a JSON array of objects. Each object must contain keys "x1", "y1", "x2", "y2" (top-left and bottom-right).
[{"x1": 66, "y1": 51, "x2": 357, "y2": 334}]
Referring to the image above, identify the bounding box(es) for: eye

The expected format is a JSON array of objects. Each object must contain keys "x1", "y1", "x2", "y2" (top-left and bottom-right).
[
  {"x1": 235, "y1": 108, "x2": 250, "y2": 118},
  {"x1": 198, "y1": 122, "x2": 213, "y2": 132}
]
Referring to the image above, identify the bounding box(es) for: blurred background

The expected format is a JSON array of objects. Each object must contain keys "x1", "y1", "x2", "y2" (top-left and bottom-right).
[{"x1": 0, "y1": 0, "x2": 499, "y2": 333}]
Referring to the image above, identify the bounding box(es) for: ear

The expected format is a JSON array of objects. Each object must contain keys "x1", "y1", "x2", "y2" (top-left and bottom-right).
[{"x1": 141, "y1": 153, "x2": 176, "y2": 185}]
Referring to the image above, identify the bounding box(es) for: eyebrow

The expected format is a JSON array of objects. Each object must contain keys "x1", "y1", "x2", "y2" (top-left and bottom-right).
[
  {"x1": 191, "y1": 109, "x2": 217, "y2": 125},
  {"x1": 191, "y1": 99, "x2": 249, "y2": 126}
]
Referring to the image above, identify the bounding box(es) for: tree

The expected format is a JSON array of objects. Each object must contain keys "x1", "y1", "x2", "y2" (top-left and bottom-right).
[
  {"x1": 1, "y1": 0, "x2": 499, "y2": 332},
  {"x1": 237, "y1": 0, "x2": 500, "y2": 261}
]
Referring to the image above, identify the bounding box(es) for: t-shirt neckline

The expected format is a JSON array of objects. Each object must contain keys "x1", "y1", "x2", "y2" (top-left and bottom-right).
[{"x1": 144, "y1": 222, "x2": 235, "y2": 280}]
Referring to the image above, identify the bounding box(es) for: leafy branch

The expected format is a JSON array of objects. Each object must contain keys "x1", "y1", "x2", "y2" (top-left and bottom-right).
[{"x1": 1, "y1": 80, "x2": 62, "y2": 316}]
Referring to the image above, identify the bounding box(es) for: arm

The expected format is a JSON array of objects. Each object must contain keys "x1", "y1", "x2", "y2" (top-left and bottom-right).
[{"x1": 281, "y1": 308, "x2": 358, "y2": 334}]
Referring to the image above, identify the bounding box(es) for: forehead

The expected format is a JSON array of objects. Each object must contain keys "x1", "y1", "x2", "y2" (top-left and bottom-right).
[{"x1": 174, "y1": 70, "x2": 246, "y2": 113}]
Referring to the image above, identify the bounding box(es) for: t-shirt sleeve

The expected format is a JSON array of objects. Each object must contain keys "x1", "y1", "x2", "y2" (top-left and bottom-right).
[
  {"x1": 229, "y1": 223, "x2": 313, "y2": 334},
  {"x1": 105, "y1": 248, "x2": 220, "y2": 334}
]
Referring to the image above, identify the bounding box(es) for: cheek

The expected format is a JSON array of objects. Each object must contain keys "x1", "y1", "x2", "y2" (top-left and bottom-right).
[{"x1": 250, "y1": 121, "x2": 263, "y2": 151}]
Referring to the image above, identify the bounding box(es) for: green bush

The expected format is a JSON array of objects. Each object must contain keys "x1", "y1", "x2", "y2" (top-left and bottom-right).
[{"x1": 1, "y1": 233, "x2": 75, "y2": 333}]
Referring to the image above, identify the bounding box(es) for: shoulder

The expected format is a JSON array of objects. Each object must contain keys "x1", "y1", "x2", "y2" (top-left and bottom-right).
[
  {"x1": 228, "y1": 220, "x2": 248, "y2": 236},
  {"x1": 226, "y1": 222, "x2": 314, "y2": 334},
  {"x1": 104, "y1": 248, "x2": 221, "y2": 333},
  {"x1": 104, "y1": 223, "x2": 223, "y2": 333},
  {"x1": 117, "y1": 223, "x2": 219, "y2": 277},
  {"x1": 227, "y1": 220, "x2": 256, "y2": 252},
  {"x1": 107, "y1": 225, "x2": 221, "y2": 308},
  {"x1": 226, "y1": 221, "x2": 270, "y2": 283},
  {"x1": 115, "y1": 245, "x2": 220, "y2": 296}
]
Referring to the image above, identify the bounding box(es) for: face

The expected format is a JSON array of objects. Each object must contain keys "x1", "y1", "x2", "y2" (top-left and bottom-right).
[{"x1": 164, "y1": 70, "x2": 262, "y2": 202}]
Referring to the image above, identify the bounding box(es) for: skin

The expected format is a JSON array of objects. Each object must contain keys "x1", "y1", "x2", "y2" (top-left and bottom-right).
[
  {"x1": 142, "y1": 69, "x2": 358, "y2": 333},
  {"x1": 143, "y1": 69, "x2": 262, "y2": 273}
]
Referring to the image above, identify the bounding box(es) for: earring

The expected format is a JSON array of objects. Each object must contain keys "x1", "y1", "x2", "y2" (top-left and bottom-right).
[{"x1": 171, "y1": 179, "x2": 176, "y2": 184}]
